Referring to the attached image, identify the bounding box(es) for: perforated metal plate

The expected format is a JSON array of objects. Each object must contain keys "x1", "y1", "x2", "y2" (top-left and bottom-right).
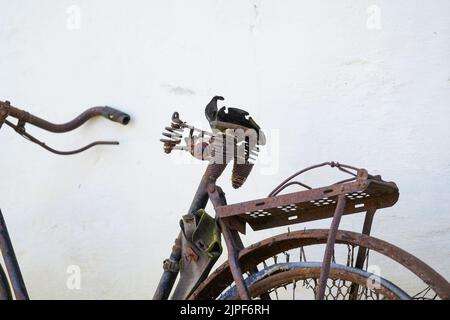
[{"x1": 216, "y1": 178, "x2": 399, "y2": 233}]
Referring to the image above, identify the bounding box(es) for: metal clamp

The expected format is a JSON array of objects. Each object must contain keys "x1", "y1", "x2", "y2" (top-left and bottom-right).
[{"x1": 163, "y1": 259, "x2": 180, "y2": 273}]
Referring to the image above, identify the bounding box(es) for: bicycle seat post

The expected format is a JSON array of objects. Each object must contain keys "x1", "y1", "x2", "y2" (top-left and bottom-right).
[{"x1": 188, "y1": 163, "x2": 228, "y2": 215}]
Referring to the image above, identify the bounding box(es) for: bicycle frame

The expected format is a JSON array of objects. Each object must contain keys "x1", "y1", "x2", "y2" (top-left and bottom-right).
[
  {"x1": 153, "y1": 99, "x2": 449, "y2": 300},
  {"x1": 0, "y1": 210, "x2": 28, "y2": 300},
  {"x1": 156, "y1": 99, "x2": 448, "y2": 302}
]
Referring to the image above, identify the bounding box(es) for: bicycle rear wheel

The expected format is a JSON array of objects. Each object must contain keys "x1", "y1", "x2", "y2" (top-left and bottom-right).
[
  {"x1": 219, "y1": 262, "x2": 410, "y2": 300},
  {"x1": 190, "y1": 229, "x2": 450, "y2": 300}
]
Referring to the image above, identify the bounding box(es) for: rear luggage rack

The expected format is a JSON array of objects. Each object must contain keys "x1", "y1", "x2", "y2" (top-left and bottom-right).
[{"x1": 215, "y1": 162, "x2": 399, "y2": 233}]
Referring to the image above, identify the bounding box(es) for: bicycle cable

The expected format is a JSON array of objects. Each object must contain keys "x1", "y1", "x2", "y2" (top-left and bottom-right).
[{"x1": 4, "y1": 119, "x2": 119, "y2": 155}]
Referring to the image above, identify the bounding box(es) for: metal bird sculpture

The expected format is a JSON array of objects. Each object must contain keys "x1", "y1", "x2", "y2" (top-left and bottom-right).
[
  {"x1": 205, "y1": 96, "x2": 265, "y2": 141},
  {"x1": 160, "y1": 96, "x2": 265, "y2": 189}
]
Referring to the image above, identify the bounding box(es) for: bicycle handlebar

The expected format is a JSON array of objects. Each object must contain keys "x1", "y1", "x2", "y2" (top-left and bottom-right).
[
  {"x1": 1, "y1": 101, "x2": 130, "y2": 133},
  {"x1": 0, "y1": 100, "x2": 131, "y2": 155}
]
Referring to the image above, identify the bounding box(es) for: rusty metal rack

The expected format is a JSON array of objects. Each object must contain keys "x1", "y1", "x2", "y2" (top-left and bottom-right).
[
  {"x1": 216, "y1": 164, "x2": 399, "y2": 234},
  {"x1": 211, "y1": 162, "x2": 401, "y2": 300}
]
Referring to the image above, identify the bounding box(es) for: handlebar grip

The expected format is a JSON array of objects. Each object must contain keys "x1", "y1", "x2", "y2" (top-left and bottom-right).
[{"x1": 103, "y1": 106, "x2": 130, "y2": 125}]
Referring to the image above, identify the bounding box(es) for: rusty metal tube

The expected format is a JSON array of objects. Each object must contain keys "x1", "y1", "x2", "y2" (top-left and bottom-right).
[
  {"x1": 152, "y1": 237, "x2": 182, "y2": 300},
  {"x1": 188, "y1": 163, "x2": 227, "y2": 214},
  {"x1": 316, "y1": 194, "x2": 346, "y2": 300},
  {"x1": 0, "y1": 210, "x2": 29, "y2": 300},
  {"x1": 0, "y1": 262, "x2": 12, "y2": 300},
  {"x1": 354, "y1": 208, "x2": 376, "y2": 266},
  {"x1": 6, "y1": 104, "x2": 130, "y2": 132},
  {"x1": 208, "y1": 186, "x2": 250, "y2": 300},
  {"x1": 349, "y1": 207, "x2": 376, "y2": 300},
  {"x1": 268, "y1": 161, "x2": 360, "y2": 197},
  {"x1": 218, "y1": 219, "x2": 250, "y2": 300}
]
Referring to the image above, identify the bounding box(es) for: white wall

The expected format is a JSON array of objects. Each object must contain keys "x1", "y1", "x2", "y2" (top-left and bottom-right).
[{"x1": 0, "y1": 0, "x2": 449, "y2": 299}]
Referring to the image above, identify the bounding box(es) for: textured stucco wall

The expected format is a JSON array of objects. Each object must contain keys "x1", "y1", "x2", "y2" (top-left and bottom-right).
[{"x1": 0, "y1": 0, "x2": 449, "y2": 299}]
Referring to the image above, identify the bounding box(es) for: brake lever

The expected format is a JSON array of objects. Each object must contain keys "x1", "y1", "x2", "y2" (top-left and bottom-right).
[{"x1": 4, "y1": 119, "x2": 119, "y2": 155}]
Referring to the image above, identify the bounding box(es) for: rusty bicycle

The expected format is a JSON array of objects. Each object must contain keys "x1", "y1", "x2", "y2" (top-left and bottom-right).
[
  {"x1": 154, "y1": 96, "x2": 450, "y2": 300},
  {"x1": 0, "y1": 100, "x2": 130, "y2": 300}
]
